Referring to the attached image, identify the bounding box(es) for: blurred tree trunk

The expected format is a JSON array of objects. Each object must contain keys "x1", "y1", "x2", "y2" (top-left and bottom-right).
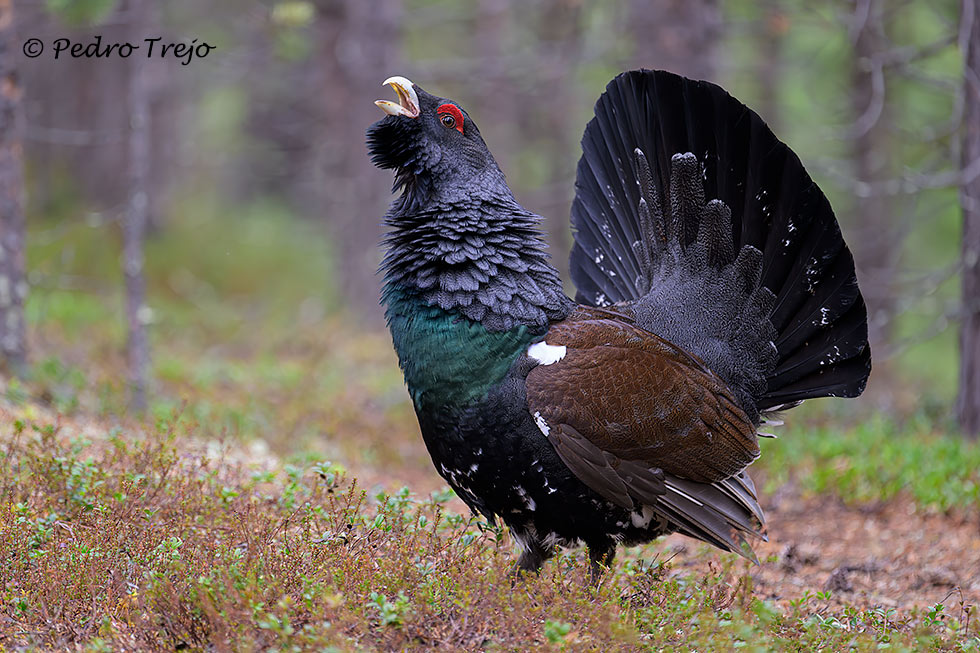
[
  {"x1": 0, "y1": 0, "x2": 27, "y2": 375},
  {"x1": 629, "y1": 0, "x2": 720, "y2": 81},
  {"x1": 315, "y1": 0, "x2": 401, "y2": 322},
  {"x1": 20, "y1": 4, "x2": 137, "y2": 217},
  {"x1": 124, "y1": 0, "x2": 150, "y2": 412},
  {"x1": 958, "y1": 0, "x2": 980, "y2": 438},
  {"x1": 758, "y1": 2, "x2": 787, "y2": 131},
  {"x1": 475, "y1": 0, "x2": 513, "y2": 174},
  {"x1": 849, "y1": 0, "x2": 897, "y2": 350},
  {"x1": 536, "y1": 0, "x2": 584, "y2": 279}
]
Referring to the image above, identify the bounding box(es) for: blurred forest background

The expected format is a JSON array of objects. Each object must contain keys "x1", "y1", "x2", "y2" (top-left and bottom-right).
[{"x1": 0, "y1": 0, "x2": 977, "y2": 435}]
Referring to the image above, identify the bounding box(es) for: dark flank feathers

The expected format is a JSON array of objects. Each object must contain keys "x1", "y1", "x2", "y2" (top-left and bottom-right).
[{"x1": 368, "y1": 69, "x2": 870, "y2": 577}]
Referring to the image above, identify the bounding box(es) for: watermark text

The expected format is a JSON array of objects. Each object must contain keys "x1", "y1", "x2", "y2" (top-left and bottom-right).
[{"x1": 23, "y1": 36, "x2": 215, "y2": 65}]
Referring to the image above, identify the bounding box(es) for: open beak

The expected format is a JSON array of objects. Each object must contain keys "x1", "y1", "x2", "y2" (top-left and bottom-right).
[{"x1": 375, "y1": 76, "x2": 420, "y2": 118}]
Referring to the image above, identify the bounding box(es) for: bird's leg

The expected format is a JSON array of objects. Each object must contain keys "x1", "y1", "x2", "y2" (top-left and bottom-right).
[
  {"x1": 587, "y1": 541, "x2": 616, "y2": 585},
  {"x1": 510, "y1": 530, "x2": 554, "y2": 581}
]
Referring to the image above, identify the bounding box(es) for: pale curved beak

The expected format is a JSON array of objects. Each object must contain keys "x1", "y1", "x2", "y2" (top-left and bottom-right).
[{"x1": 375, "y1": 76, "x2": 420, "y2": 118}]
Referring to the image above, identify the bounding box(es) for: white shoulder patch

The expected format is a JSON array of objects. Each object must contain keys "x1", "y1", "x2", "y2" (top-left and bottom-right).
[{"x1": 527, "y1": 341, "x2": 567, "y2": 365}]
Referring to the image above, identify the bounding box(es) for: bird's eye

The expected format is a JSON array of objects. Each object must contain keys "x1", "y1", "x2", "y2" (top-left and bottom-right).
[{"x1": 436, "y1": 103, "x2": 465, "y2": 134}]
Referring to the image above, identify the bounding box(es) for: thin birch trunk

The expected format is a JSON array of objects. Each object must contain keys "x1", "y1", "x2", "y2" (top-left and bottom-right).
[
  {"x1": 958, "y1": 0, "x2": 980, "y2": 437},
  {"x1": 124, "y1": 0, "x2": 151, "y2": 412},
  {"x1": 0, "y1": 0, "x2": 27, "y2": 375}
]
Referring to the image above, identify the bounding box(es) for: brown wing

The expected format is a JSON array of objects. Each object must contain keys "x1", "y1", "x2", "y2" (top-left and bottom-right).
[{"x1": 526, "y1": 312, "x2": 759, "y2": 511}]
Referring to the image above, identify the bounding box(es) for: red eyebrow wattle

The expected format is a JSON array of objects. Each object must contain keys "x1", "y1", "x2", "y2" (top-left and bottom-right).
[{"x1": 437, "y1": 103, "x2": 465, "y2": 133}]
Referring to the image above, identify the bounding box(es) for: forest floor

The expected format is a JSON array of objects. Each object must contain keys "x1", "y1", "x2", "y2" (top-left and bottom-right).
[
  {"x1": 6, "y1": 212, "x2": 980, "y2": 649},
  {"x1": 674, "y1": 492, "x2": 980, "y2": 614},
  {"x1": 2, "y1": 369, "x2": 979, "y2": 651}
]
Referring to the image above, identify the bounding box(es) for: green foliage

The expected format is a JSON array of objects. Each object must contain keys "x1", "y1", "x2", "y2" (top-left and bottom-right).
[
  {"x1": 366, "y1": 591, "x2": 411, "y2": 627},
  {"x1": 270, "y1": 1, "x2": 315, "y2": 60},
  {"x1": 28, "y1": 194, "x2": 338, "y2": 340},
  {"x1": 23, "y1": 197, "x2": 376, "y2": 452},
  {"x1": 31, "y1": 357, "x2": 86, "y2": 413},
  {"x1": 271, "y1": 1, "x2": 315, "y2": 28},
  {"x1": 25, "y1": 292, "x2": 115, "y2": 339},
  {"x1": 45, "y1": 0, "x2": 117, "y2": 25},
  {"x1": 759, "y1": 414, "x2": 980, "y2": 511},
  {"x1": 543, "y1": 618, "x2": 572, "y2": 643}
]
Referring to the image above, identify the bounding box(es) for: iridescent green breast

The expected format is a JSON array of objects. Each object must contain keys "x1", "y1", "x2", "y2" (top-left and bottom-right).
[{"x1": 383, "y1": 285, "x2": 539, "y2": 409}]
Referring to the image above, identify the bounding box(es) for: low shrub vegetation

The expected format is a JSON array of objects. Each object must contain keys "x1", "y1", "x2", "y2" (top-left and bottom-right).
[{"x1": 1, "y1": 408, "x2": 978, "y2": 650}]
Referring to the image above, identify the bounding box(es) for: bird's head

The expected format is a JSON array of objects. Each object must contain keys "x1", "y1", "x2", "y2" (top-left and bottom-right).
[{"x1": 367, "y1": 76, "x2": 506, "y2": 203}]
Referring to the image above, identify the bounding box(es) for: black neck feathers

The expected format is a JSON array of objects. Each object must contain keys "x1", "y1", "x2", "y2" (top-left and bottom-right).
[{"x1": 381, "y1": 199, "x2": 573, "y2": 332}]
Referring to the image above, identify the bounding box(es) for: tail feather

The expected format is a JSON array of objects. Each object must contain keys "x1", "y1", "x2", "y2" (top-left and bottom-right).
[
  {"x1": 668, "y1": 152, "x2": 704, "y2": 246},
  {"x1": 658, "y1": 472, "x2": 766, "y2": 562},
  {"x1": 569, "y1": 69, "x2": 870, "y2": 414},
  {"x1": 698, "y1": 200, "x2": 735, "y2": 268},
  {"x1": 771, "y1": 301, "x2": 868, "y2": 383}
]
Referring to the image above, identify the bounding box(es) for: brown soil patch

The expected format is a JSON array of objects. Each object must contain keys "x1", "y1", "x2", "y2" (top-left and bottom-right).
[{"x1": 662, "y1": 487, "x2": 980, "y2": 613}]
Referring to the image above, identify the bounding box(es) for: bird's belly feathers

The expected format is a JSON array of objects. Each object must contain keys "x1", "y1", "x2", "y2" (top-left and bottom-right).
[{"x1": 414, "y1": 372, "x2": 672, "y2": 548}]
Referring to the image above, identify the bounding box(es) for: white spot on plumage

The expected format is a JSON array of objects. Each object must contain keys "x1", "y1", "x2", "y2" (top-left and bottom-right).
[
  {"x1": 630, "y1": 505, "x2": 656, "y2": 529},
  {"x1": 533, "y1": 411, "x2": 551, "y2": 437},
  {"x1": 542, "y1": 531, "x2": 562, "y2": 549},
  {"x1": 804, "y1": 257, "x2": 821, "y2": 293},
  {"x1": 543, "y1": 477, "x2": 557, "y2": 494},
  {"x1": 822, "y1": 345, "x2": 842, "y2": 367},
  {"x1": 515, "y1": 485, "x2": 536, "y2": 511},
  {"x1": 528, "y1": 341, "x2": 566, "y2": 365},
  {"x1": 511, "y1": 529, "x2": 532, "y2": 552}
]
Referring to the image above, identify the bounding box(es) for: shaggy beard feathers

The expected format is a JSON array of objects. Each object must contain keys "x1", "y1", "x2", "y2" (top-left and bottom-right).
[{"x1": 380, "y1": 204, "x2": 572, "y2": 333}]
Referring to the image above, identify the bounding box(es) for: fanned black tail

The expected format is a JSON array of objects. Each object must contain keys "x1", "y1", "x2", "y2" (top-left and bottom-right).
[{"x1": 569, "y1": 70, "x2": 870, "y2": 413}]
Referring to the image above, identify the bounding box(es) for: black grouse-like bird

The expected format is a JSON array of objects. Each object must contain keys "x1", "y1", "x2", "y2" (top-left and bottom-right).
[{"x1": 367, "y1": 70, "x2": 870, "y2": 576}]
